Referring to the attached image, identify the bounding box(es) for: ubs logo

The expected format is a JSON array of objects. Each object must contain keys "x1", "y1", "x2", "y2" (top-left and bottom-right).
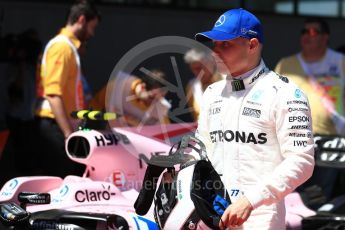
[{"x1": 209, "y1": 107, "x2": 221, "y2": 115}]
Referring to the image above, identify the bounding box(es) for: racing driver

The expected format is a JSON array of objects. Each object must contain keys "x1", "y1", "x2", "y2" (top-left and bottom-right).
[{"x1": 194, "y1": 8, "x2": 315, "y2": 229}]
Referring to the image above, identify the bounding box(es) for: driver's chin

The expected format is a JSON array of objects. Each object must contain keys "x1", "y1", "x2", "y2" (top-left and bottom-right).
[
  {"x1": 216, "y1": 63, "x2": 230, "y2": 76},
  {"x1": 77, "y1": 29, "x2": 90, "y2": 43},
  {"x1": 79, "y1": 36, "x2": 89, "y2": 43}
]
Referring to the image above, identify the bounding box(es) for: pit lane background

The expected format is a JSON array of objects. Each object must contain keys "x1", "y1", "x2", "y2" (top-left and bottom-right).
[{"x1": 2, "y1": 1, "x2": 345, "y2": 121}]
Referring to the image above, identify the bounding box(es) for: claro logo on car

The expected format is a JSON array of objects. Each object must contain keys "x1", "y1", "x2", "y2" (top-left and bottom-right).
[{"x1": 75, "y1": 185, "x2": 116, "y2": 203}]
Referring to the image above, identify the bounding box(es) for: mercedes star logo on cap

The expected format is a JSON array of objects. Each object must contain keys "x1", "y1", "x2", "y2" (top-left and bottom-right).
[{"x1": 215, "y1": 15, "x2": 226, "y2": 27}]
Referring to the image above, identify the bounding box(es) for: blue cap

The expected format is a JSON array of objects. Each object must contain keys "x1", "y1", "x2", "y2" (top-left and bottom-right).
[{"x1": 195, "y1": 8, "x2": 264, "y2": 43}]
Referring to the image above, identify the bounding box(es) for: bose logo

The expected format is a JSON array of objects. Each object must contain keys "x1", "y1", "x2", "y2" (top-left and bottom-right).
[{"x1": 242, "y1": 107, "x2": 261, "y2": 118}]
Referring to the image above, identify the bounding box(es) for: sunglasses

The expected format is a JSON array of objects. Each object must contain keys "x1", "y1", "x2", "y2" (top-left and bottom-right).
[{"x1": 301, "y1": 28, "x2": 322, "y2": 37}]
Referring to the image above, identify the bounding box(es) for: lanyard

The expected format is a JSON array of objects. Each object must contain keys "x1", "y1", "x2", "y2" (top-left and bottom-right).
[{"x1": 230, "y1": 66, "x2": 268, "y2": 92}]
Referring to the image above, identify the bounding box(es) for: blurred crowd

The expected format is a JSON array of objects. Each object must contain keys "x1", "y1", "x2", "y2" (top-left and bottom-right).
[
  {"x1": 0, "y1": 29, "x2": 42, "y2": 185},
  {"x1": 0, "y1": 29, "x2": 42, "y2": 130}
]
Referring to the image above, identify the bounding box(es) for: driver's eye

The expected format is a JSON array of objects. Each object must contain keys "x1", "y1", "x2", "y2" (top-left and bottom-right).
[
  {"x1": 212, "y1": 41, "x2": 230, "y2": 49},
  {"x1": 222, "y1": 42, "x2": 229, "y2": 48}
]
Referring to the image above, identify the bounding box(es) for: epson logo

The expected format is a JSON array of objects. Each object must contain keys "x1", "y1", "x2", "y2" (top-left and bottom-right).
[
  {"x1": 288, "y1": 116, "x2": 310, "y2": 122},
  {"x1": 242, "y1": 107, "x2": 261, "y2": 118},
  {"x1": 209, "y1": 130, "x2": 267, "y2": 144}
]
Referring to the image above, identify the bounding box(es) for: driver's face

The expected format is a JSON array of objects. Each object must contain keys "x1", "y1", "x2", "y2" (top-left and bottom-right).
[
  {"x1": 300, "y1": 22, "x2": 328, "y2": 52},
  {"x1": 78, "y1": 17, "x2": 99, "y2": 42},
  {"x1": 212, "y1": 38, "x2": 251, "y2": 77}
]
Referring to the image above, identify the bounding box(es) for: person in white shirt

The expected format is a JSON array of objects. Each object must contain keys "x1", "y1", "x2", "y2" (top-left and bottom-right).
[{"x1": 195, "y1": 8, "x2": 315, "y2": 229}]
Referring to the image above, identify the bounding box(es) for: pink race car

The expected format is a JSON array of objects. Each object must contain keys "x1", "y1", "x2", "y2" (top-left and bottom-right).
[
  {"x1": 0, "y1": 111, "x2": 320, "y2": 229},
  {"x1": 0, "y1": 111, "x2": 196, "y2": 229}
]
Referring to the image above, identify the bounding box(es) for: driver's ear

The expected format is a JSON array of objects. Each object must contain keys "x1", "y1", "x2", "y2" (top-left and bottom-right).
[
  {"x1": 77, "y1": 15, "x2": 86, "y2": 25},
  {"x1": 249, "y1": 38, "x2": 260, "y2": 51},
  {"x1": 322, "y1": 34, "x2": 329, "y2": 45}
]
